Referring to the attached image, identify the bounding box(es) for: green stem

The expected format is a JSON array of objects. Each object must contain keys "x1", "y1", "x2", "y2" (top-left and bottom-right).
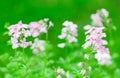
[
  {"x1": 46, "y1": 32, "x2": 48, "y2": 41},
  {"x1": 14, "y1": 48, "x2": 17, "y2": 58},
  {"x1": 42, "y1": 32, "x2": 48, "y2": 77},
  {"x1": 23, "y1": 48, "x2": 25, "y2": 53}
]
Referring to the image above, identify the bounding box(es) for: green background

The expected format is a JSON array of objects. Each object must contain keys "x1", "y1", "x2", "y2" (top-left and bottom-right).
[{"x1": 0, "y1": 0, "x2": 120, "y2": 75}]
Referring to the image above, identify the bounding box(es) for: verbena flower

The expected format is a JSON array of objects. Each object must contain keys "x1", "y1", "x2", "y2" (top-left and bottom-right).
[
  {"x1": 83, "y1": 9, "x2": 111, "y2": 65},
  {"x1": 8, "y1": 21, "x2": 32, "y2": 49},
  {"x1": 29, "y1": 18, "x2": 54, "y2": 37},
  {"x1": 31, "y1": 38, "x2": 46, "y2": 54},
  {"x1": 58, "y1": 21, "x2": 78, "y2": 48}
]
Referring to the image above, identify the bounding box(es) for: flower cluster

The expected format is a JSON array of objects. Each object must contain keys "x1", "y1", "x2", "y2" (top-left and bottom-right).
[
  {"x1": 29, "y1": 18, "x2": 53, "y2": 37},
  {"x1": 31, "y1": 38, "x2": 46, "y2": 54},
  {"x1": 58, "y1": 21, "x2": 78, "y2": 48},
  {"x1": 56, "y1": 67, "x2": 70, "y2": 78},
  {"x1": 8, "y1": 21, "x2": 32, "y2": 49},
  {"x1": 8, "y1": 18, "x2": 53, "y2": 50},
  {"x1": 83, "y1": 8, "x2": 111, "y2": 65},
  {"x1": 91, "y1": 8, "x2": 109, "y2": 27}
]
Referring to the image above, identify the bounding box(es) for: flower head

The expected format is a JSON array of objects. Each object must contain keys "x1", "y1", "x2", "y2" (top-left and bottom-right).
[
  {"x1": 58, "y1": 21, "x2": 78, "y2": 48},
  {"x1": 83, "y1": 9, "x2": 112, "y2": 65},
  {"x1": 31, "y1": 38, "x2": 46, "y2": 54},
  {"x1": 95, "y1": 52, "x2": 111, "y2": 65},
  {"x1": 29, "y1": 18, "x2": 53, "y2": 37},
  {"x1": 8, "y1": 21, "x2": 32, "y2": 49}
]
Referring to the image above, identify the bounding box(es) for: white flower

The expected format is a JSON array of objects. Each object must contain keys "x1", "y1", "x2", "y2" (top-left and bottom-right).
[
  {"x1": 95, "y1": 52, "x2": 111, "y2": 65},
  {"x1": 101, "y1": 8, "x2": 109, "y2": 17},
  {"x1": 49, "y1": 21, "x2": 54, "y2": 27},
  {"x1": 77, "y1": 62, "x2": 84, "y2": 67},
  {"x1": 58, "y1": 21, "x2": 78, "y2": 48},
  {"x1": 58, "y1": 43, "x2": 65, "y2": 48},
  {"x1": 31, "y1": 38, "x2": 46, "y2": 54}
]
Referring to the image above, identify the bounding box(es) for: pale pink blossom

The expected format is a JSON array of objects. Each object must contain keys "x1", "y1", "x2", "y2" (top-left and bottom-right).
[
  {"x1": 83, "y1": 9, "x2": 112, "y2": 65},
  {"x1": 58, "y1": 21, "x2": 78, "y2": 47},
  {"x1": 20, "y1": 38, "x2": 32, "y2": 48},
  {"x1": 95, "y1": 52, "x2": 111, "y2": 65},
  {"x1": 8, "y1": 21, "x2": 31, "y2": 49},
  {"x1": 29, "y1": 18, "x2": 53, "y2": 37},
  {"x1": 91, "y1": 13, "x2": 103, "y2": 27},
  {"x1": 12, "y1": 43, "x2": 19, "y2": 49},
  {"x1": 101, "y1": 8, "x2": 109, "y2": 17},
  {"x1": 83, "y1": 25, "x2": 111, "y2": 65},
  {"x1": 67, "y1": 35, "x2": 77, "y2": 43},
  {"x1": 31, "y1": 38, "x2": 46, "y2": 54}
]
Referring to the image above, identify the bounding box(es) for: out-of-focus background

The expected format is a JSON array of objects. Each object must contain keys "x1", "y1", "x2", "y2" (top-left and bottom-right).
[{"x1": 0, "y1": 0, "x2": 120, "y2": 77}]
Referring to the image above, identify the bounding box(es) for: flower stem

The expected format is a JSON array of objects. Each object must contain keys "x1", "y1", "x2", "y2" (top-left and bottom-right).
[
  {"x1": 23, "y1": 48, "x2": 25, "y2": 53},
  {"x1": 42, "y1": 32, "x2": 48, "y2": 77},
  {"x1": 46, "y1": 32, "x2": 48, "y2": 41}
]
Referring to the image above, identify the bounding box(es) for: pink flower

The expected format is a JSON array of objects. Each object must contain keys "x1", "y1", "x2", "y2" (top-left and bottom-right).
[
  {"x1": 20, "y1": 38, "x2": 32, "y2": 48},
  {"x1": 8, "y1": 21, "x2": 32, "y2": 49},
  {"x1": 29, "y1": 18, "x2": 53, "y2": 37},
  {"x1": 95, "y1": 52, "x2": 111, "y2": 65},
  {"x1": 83, "y1": 9, "x2": 112, "y2": 65},
  {"x1": 29, "y1": 22, "x2": 42, "y2": 37},
  {"x1": 91, "y1": 13, "x2": 103, "y2": 27},
  {"x1": 83, "y1": 25, "x2": 111, "y2": 65},
  {"x1": 58, "y1": 21, "x2": 78, "y2": 48},
  {"x1": 31, "y1": 38, "x2": 46, "y2": 54}
]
